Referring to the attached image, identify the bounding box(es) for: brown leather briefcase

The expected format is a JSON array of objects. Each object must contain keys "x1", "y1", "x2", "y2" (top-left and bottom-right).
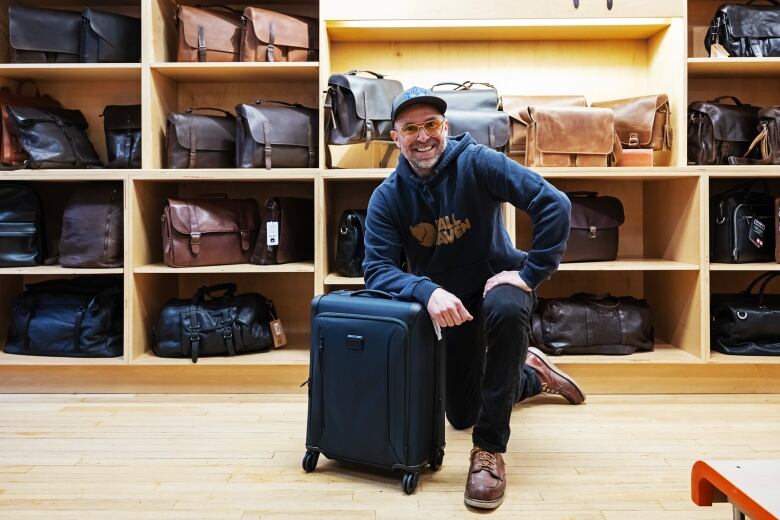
[
  {"x1": 0, "y1": 83, "x2": 62, "y2": 165},
  {"x1": 176, "y1": 6, "x2": 242, "y2": 62},
  {"x1": 525, "y1": 106, "x2": 622, "y2": 167},
  {"x1": 592, "y1": 94, "x2": 672, "y2": 151},
  {"x1": 162, "y1": 197, "x2": 260, "y2": 268},
  {"x1": 240, "y1": 7, "x2": 318, "y2": 62},
  {"x1": 502, "y1": 95, "x2": 587, "y2": 161},
  {"x1": 251, "y1": 197, "x2": 314, "y2": 265}
]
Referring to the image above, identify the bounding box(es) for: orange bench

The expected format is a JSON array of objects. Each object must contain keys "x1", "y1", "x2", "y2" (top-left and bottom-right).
[{"x1": 692, "y1": 460, "x2": 780, "y2": 520}]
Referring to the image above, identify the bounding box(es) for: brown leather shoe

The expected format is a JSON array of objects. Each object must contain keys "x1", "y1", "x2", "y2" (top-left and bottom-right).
[
  {"x1": 464, "y1": 446, "x2": 506, "y2": 509},
  {"x1": 525, "y1": 347, "x2": 586, "y2": 404}
]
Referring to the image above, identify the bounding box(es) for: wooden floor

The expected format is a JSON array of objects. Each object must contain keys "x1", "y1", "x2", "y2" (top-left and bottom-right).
[{"x1": 0, "y1": 394, "x2": 778, "y2": 519}]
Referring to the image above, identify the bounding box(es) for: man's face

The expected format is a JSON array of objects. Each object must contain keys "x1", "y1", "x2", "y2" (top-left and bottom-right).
[{"x1": 391, "y1": 104, "x2": 448, "y2": 173}]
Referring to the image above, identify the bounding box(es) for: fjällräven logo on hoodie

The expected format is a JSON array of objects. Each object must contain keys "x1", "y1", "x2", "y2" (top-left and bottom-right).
[{"x1": 410, "y1": 214, "x2": 472, "y2": 247}]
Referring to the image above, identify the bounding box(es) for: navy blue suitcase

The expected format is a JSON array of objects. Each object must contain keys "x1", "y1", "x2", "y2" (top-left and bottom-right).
[{"x1": 303, "y1": 289, "x2": 445, "y2": 494}]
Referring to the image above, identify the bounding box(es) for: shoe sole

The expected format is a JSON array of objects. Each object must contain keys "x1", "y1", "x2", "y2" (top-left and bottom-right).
[
  {"x1": 527, "y1": 347, "x2": 587, "y2": 404},
  {"x1": 464, "y1": 493, "x2": 504, "y2": 509}
]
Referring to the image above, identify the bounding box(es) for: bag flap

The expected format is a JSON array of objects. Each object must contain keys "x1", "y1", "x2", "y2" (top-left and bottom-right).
[
  {"x1": 103, "y1": 105, "x2": 141, "y2": 130},
  {"x1": 178, "y1": 6, "x2": 242, "y2": 55},
  {"x1": 82, "y1": 8, "x2": 141, "y2": 61},
  {"x1": 9, "y1": 5, "x2": 81, "y2": 54},
  {"x1": 446, "y1": 109, "x2": 509, "y2": 148},
  {"x1": 721, "y1": 4, "x2": 780, "y2": 39},
  {"x1": 432, "y1": 87, "x2": 498, "y2": 111},
  {"x1": 243, "y1": 7, "x2": 317, "y2": 50},
  {"x1": 237, "y1": 103, "x2": 315, "y2": 146},
  {"x1": 530, "y1": 107, "x2": 614, "y2": 155},
  {"x1": 6, "y1": 106, "x2": 89, "y2": 128},
  {"x1": 328, "y1": 73, "x2": 403, "y2": 121},
  {"x1": 592, "y1": 94, "x2": 668, "y2": 146},
  {"x1": 568, "y1": 193, "x2": 625, "y2": 230},
  {"x1": 166, "y1": 198, "x2": 259, "y2": 236},
  {"x1": 689, "y1": 100, "x2": 760, "y2": 142},
  {"x1": 759, "y1": 105, "x2": 780, "y2": 120},
  {"x1": 167, "y1": 112, "x2": 235, "y2": 152},
  {"x1": 502, "y1": 95, "x2": 587, "y2": 124}
]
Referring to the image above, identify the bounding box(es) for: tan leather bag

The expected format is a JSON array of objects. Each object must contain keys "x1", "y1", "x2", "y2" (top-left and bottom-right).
[
  {"x1": 592, "y1": 94, "x2": 672, "y2": 151},
  {"x1": 0, "y1": 82, "x2": 61, "y2": 165},
  {"x1": 525, "y1": 106, "x2": 622, "y2": 167},
  {"x1": 502, "y1": 95, "x2": 587, "y2": 160},
  {"x1": 161, "y1": 197, "x2": 260, "y2": 268},
  {"x1": 176, "y1": 6, "x2": 242, "y2": 62},
  {"x1": 240, "y1": 7, "x2": 317, "y2": 62}
]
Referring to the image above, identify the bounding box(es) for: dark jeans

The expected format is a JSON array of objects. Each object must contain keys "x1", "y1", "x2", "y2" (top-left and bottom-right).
[{"x1": 444, "y1": 284, "x2": 541, "y2": 453}]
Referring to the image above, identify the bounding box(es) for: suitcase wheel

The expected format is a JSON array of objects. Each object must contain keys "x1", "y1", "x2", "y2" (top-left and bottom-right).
[
  {"x1": 430, "y1": 447, "x2": 445, "y2": 471},
  {"x1": 402, "y1": 471, "x2": 419, "y2": 495},
  {"x1": 302, "y1": 450, "x2": 319, "y2": 473}
]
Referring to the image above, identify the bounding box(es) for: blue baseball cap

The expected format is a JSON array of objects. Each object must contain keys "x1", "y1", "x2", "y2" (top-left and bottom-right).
[{"x1": 391, "y1": 86, "x2": 448, "y2": 124}]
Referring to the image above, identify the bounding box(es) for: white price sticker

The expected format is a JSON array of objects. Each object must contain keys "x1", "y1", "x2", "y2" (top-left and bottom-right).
[{"x1": 267, "y1": 221, "x2": 279, "y2": 246}]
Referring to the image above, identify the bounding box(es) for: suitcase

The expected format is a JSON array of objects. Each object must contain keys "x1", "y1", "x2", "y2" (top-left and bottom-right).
[{"x1": 303, "y1": 289, "x2": 445, "y2": 494}]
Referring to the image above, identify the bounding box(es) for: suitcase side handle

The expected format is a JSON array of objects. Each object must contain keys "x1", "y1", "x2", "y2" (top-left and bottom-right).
[{"x1": 350, "y1": 289, "x2": 395, "y2": 299}]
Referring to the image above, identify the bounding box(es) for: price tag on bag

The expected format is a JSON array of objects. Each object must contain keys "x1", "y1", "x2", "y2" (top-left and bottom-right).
[
  {"x1": 749, "y1": 218, "x2": 766, "y2": 248},
  {"x1": 267, "y1": 221, "x2": 279, "y2": 246},
  {"x1": 270, "y1": 319, "x2": 287, "y2": 349}
]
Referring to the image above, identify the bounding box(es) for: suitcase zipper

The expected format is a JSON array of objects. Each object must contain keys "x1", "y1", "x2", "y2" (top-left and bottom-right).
[{"x1": 318, "y1": 332, "x2": 325, "y2": 433}]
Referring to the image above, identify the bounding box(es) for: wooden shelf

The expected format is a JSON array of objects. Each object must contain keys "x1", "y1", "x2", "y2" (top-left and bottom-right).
[
  {"x1": 710, "y1": 263, "x2": 780, "y2": 271},
  {"x1": 556, "y1": 343, "x2": 702, "y2": 364},
  {"x1": 538, "y1": 167, "x2": 701, "y2": 180},
  {"x1": 325, "y1": 273, "x2": 364, "y2": 285},
  {"x1": 132, "y1": 346, "x2": 309, "y2": 366},
  {"x1": 559, "y1": 258, "x2": 699, "y2": 271},
  {"x1": 0, "y1": 171, "x2": 129, "y2": 180},
  {"x1": 708, "y1": 167, "x2": 780, "y2": 178},
  {"x1": 0, "y1": 64, "x2": 142, "y2": 81},
  {"x1": 0, "y1": 266, "x2": 123, "y2": 276},
  {"x1": 688, "y1": 58, "x2": 780, "y2": 78},
  {"x1": 326, "y1": 18, "x2": 673, "y2": 42},
  {"x1": 321, "y1": 170, "x2": 393, "y2": 180},
  {"x1": 709, "y1": 352, "x2": 780, "y2": 364},
  {"x1": 133, "y1": 170, "x2": 317, "y2": 181},
  {"x1": 0, "y1": 352, "x2": 125, "y2": 366},
  {"x1": 134, "y1": 262, "x2": 315, "y2": 274},
  {"x1": 151, "y1": 62, "x2": 319, "y2": 82}
]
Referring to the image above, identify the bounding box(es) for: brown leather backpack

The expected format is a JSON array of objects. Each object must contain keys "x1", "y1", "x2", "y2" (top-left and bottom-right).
[
  {"x1": 60, "y1": 183, "x2": 123, "y2": 268},
  {"x1": 0, "y1": 82, "x2": 62, "y2": 166},
  {"x1": 240, "y1": 7, "x2": 318, "y2": 62}
]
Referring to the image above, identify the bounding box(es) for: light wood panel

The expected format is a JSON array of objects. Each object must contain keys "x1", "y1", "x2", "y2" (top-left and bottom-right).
[
  {"x1": 0, "y1": 266, "x2": 123, "y2": 275},
  {"x1": 134, "y1": 263, "x2": 315, "y2": 273},
  {"x1": 0, "y1": 64, "x2": 141, "y2": 80},
  {"x1": 151, "y1": 63, "x2": 320, "y2": 82},
  {"x1": 688, "y1": 57, "x2": 780, "y2": 78}
]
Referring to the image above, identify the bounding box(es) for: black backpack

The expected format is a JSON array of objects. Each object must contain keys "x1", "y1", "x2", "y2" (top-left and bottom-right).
[{"x1": 0, "y1": 183, "x2": 44, "y2": 267}]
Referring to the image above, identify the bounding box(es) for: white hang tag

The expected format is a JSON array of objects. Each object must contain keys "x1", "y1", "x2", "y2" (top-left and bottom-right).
[
  {"x1": 432, "y1": 320, "x2": 442, "y2": 341},
  {"x1": 267, "y1": 221, "x2": 279, "y2": 246}
]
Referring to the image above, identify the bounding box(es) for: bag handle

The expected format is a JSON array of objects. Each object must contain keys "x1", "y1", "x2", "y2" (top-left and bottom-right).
[
  {"x1": 743, "y1": 271, "x2": 778, "y2": 295},
  {"x1": 461, "y1": 81, "x2": 497, "y2": 90},
  {"x1": 567, "y1": 191, "x2": 599, "y2": 198},
  {"x1": 254, "y1": 99, "x2": 305, "y2": 109},
  {"x1": 193, "y1": 4, "x2": 243, "y2": 16},
  {"x1": 350, "y1": 289, "x2": 395, "y2": 299},
  {"x1": 14, "y1": 79, "x2": 42, "y2": 97},
  {"x1": 747, "y1": 0, "x2": 780, "y2": 5},
  {"x1": 193, "y1": 283, "x2": 237, "y2": 304},
  {"x1": 757, "y1": 273, "x2": 780, "y2": 306},
  {"x1": 572, "y1": 292, "x2": 620, "y2": 309},
  {"x1": 186, "y1": 107, "x2": 235, "y2": 118},
  {"x1": 346, "y1": 70, "x2": 385, "y2": 79},
  {"x1": 712, "y1": 96, "x2": 742, "y2": 105},
  {"x1": 431, "y1": 82, "x2": 468, "y2": 91}
]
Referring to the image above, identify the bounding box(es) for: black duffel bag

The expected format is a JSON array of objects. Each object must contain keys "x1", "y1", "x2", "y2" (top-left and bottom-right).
[
  {"x1": 4, "y1": 276, "x2": 123, "y2": 358},
  {"x1": 688, "y1": 96, "x2": 760, "y2": 165},
  {"x1": 712, "y1": 272, "x2": 780, "y2": 355},
  {"x1": 334, "y1": 209, "x2": 367, "y2": 277},
  {"x1": 531, "y1": 293, "x2": 654, "y2": 355},
  {"x1": 153, "y1": 283, "x2": 278, "y2": 363},
  {"x1": 705, "y1": 1, "x2": 780, "y2": 58}
]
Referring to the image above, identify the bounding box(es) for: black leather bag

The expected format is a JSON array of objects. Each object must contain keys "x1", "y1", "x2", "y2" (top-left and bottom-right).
[
  {"x1": 102, "y1": 105, "x2": 141, "y2": 168},
  {"x1": 165, "y1": 107, "x2": 236, "y2": 169},
  {"x1": 728, "y1": 106, "x2": 780, "y2": 165},
  {"x1": 705, "y1": 1, "x2": 780, "y2": 58},
  {"x1": 4, "y1": 276, "x2": 123, "y2": 358},
  {"x1": 334, "y1": 209, "x2": 367, "y2": 277},
  {"x1": 5, "y1": 106, "x2": 102, "y2": 169},
  {"x1": 711, "y1": 272, "x2": 780, "y2": 355},
  {"x1": 0, "y1": 183, "x2": 43, "y2": 267},
  {"x1": 710, "y1": 180, "x2": 775, "y2": 263},
  {"x1": 562, "y1": 192, "x2": 625, "y2": 263},
  {"x1": 531, "y1": 293, "x2": 654, "y2": 355},
  {"x1": 80, "y1": 9, "x2": 141, "y2": 63},
  {"x1": 9, "y1": 5, "x2": 81, "y2": 63},
  {"x1": 431, "y1": 82, "x2": 509, "y2": 151},
  {"x1": 59, "y1": 183, "x2": 123, "y2": 268},
  {"x1": 688, "y1": 96, "x2": 761, "y2": 165},
  {"x1": 152, "y1": 283, "x2": 278, "y2": 363},
  {"x1": 235, "y1": 100, "x2": 318, "y2": 169}
]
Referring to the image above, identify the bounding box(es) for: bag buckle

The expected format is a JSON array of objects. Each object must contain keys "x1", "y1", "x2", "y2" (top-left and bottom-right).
[
  {"x1": 628, "y1": 132, "x2": 639, "y2": 148},
  {"x1": 589, "y1": 225, "x2": 597, "y2": 238},
  {"x1": 222, "y1": 327, "x2": 233, "y2": 339},
  {"x1": 190, "y1": 232, "x2": 201, "y2": 254},
  {"x1": 240, "y1": 229, "x2": 250, "y2": 251}
]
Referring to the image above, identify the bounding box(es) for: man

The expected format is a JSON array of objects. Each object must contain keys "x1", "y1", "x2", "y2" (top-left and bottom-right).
[{"x1": 362, "y1": 87, "x2": 586, "y2": 509}]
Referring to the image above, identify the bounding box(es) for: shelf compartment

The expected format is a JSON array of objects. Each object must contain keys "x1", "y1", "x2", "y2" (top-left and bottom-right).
[
  {"x1": 554, "y1": 343, "x2": 703, "y2": 364},
  {"x1": 151, "y1": 62, "x2": 319, "y2": 82},
  {"x1": 134, "y1": 262, "x2": 315, "y2": 273},
  {"x1": 688, "y1": 58, "x2": 780, "y2": 78}
]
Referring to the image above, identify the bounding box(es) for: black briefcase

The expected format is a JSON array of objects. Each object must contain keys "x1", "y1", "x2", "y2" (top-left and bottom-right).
[{"x1": 303, "y1": 290, "x2": 445, "y2": 495}]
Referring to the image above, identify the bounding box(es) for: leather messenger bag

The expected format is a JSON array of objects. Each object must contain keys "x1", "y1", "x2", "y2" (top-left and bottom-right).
[
  {"x1": 706, "y1": 0, "x2": 780, "y2": 58},
  {"x1": 525, "y1": 106, "x2": 622, "y2": 167},
  {"x1": 430, "y1": 82, "x2": 509, "y2": 151},
  {"x1": 430, "y1": 81, "x2": 499, "y2": 111},
  {"x1": 531, "y1": 293, "x2": 654, "y2": 355},
  {"x1": 235, "y1": 100, "x2": 318, "y2": 169},
  {"x1": 728, "y1": 106, "x2": 780, "y2": 165},
  {"x1": 9, "y1": 5, "x2": 81, "y2": 63},
  {"x1": 687, "y1": 96, "x2": 760, "y2": 165},
  {"x1": 240, "y1": 7, "x2": 318, "y2": 62},
  {"x1": 166, "y1": 107, "x2": 236, "y2": 169},
  {"x1": 80, "y1": 9, "x2": 141, "y2": 63},
  {"x1": 0, "y1": 82, "x2": 62, "y2": 166},
  {"x1": 161, "y1": 196, "x2": 260, "y2": 268},
  {"x1": 176, "y1": 6, "x2": 242, "y2": 62},
  {"x1": 592, "y1": 94, "x2": 672, "y2": 151},
  {"x1": 502, "y1": 95, "x2": 587, "y2": 160},
  {"x1": 251, "y1": 197, "x2": 314, "y2": 265},
  {"x1": 562, "y1": 192, "x2": 625, "y2": 263}
]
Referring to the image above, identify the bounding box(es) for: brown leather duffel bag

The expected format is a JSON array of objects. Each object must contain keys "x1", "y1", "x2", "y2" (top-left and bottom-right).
[
  {"x1": 525, "y1": 106, "x2": 622, "y2": 167},
  {"x1": 251, "y1": 197, "x2": 314, "y2": 265},
  {"x1": 592, "y1": 94, "x2": 672, "y2": 151},
  {"x1": 0, "y1": 82, "x2": 62, "y2": 166},
  {"x1": 176, "y1": 6, "x2": 242, "y2": 62},
  {"x1": 240, "y1": 7, "x2": 317, "y2": 62},
  {"x1": 161, "y1": 197, "x2": 260, "y2": 268},
  {"x1": 502, "y1": 95, "x2": 587, "y2": 160}
]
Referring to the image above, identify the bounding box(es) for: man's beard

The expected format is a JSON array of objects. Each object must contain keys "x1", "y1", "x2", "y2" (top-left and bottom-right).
[{"x1": 407, "y1": 139, "x2": 446, "y2": 173}]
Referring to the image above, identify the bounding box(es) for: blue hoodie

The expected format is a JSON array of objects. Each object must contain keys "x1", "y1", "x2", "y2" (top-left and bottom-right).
[{"x1": 363, "y1": 133, "x2": 571, "y2": 305}]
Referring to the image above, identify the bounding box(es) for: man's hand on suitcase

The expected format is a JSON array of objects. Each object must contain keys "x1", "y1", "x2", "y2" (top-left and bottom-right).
[{"x1": 427, "y1": 288, "x2": 473, "y2": 328}]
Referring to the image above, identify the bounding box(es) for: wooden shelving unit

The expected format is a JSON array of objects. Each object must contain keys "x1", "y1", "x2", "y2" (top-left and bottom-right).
[{"x1": 0, "y1": 0, "x2": 778, "y2": 393}]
